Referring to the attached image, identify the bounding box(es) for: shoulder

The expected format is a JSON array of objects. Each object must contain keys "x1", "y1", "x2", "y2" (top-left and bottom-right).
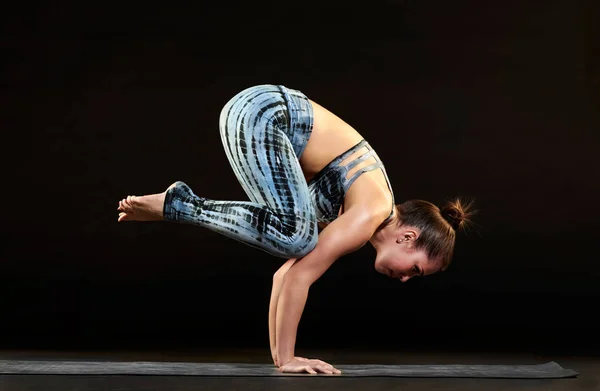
[
  {"x1": 319, "y1": 205, "x2": 386, "y2": 256},
  {"x1": 343, "y1": 188, "x2": 395, "y2": 229},
  {"x1": 287, "y1": 205, "x2": 386, "y2": 285},
  {"x1": 343, "y1": 167, "x2": 394, "y2": 222},
  {"x1": 285, "y1": 205, "x2": 377, "y2": 285}
]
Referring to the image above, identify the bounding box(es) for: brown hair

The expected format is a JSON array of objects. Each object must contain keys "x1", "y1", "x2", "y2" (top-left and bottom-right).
[{"x1": 396, "y1": 198, "x2": 475, "y2": 270}]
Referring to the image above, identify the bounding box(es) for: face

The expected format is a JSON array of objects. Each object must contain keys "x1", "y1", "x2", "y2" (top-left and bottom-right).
[{"x1": 373, "y1": 229, "x2": 441, "y2": 283}]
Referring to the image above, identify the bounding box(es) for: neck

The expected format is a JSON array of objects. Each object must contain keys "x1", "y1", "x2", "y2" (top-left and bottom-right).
[{"x1": 368, "y1": 209, "x2": 400, "y2": 252}]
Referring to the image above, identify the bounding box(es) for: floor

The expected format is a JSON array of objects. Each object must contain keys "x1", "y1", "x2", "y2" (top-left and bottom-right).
[{"x1": 0, "y1": 348, "x2": 597, "y2": 391}]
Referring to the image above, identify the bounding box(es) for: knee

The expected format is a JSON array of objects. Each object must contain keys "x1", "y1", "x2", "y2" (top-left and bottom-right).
[
  {"x1": 285, "y1": 230, "x2": 318, "y2": 259},
  {"x1": 219, "y1": 85, "x2": 272, "y2": 125}
]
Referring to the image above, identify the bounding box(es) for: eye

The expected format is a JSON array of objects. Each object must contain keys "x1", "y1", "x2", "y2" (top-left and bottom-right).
[{"x1": 412, "y1": 265, "x2": 421, "y2": 275}]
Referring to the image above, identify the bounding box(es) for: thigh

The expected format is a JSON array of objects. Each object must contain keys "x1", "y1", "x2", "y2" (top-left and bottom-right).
[{"x1": 219, "y1": 86, "x2": 314, "y2": 217}]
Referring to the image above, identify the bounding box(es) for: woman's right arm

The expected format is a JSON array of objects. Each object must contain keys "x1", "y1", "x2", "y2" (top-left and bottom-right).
[{"x1": 269, "y1": 257, "x2": 298, "y2": 366}]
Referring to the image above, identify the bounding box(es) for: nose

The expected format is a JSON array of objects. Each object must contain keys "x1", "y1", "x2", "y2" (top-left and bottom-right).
[{"x1": 400, "y1": 275, "x2": 411, "y2": 283}]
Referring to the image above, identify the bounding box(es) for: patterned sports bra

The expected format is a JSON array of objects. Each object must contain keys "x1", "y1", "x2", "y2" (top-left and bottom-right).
[{"x1": 307, "y1": 139, "x2": 395, "y2": 224}]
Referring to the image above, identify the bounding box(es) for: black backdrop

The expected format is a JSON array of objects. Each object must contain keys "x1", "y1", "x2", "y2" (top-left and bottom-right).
[{"x1": 2, "y1": 0, "x2": 599, "y2": 355}]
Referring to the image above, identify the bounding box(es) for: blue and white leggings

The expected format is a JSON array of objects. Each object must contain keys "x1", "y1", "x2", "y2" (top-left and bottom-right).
[{"x1": 163, "y1": 85, "x2": 318, "y2": 259}]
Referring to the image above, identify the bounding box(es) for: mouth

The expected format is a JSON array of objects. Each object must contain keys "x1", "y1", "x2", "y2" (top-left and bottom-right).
[{"x1": 387, "y1": 270, "x2": 406, "y2": 280}]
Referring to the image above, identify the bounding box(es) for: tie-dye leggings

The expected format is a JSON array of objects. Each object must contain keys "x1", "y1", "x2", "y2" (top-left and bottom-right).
[{"x1": 163, "y1": 85, "x2": 318, "y2": 259}]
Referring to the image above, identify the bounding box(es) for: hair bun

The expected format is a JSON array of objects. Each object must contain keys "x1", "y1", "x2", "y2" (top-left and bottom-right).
[{"x1": 440, "y1": 198, "x2": 475, "y2": 231}]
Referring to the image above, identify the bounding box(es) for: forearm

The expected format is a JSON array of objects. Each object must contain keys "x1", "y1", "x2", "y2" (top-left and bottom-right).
[
  {"x1": 275, "y1": 277, "x2": 310, "y2": 366},
  {"x1": 269, "y1": 277, "x2": 283, "y2": 358},
  {"x1": 269, "y1": 258, "x2": 297, "y2": 364}
]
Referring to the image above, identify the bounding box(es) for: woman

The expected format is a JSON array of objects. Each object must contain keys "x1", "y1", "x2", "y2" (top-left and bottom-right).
[{"x1": 117, "y1": 84, "x2": 474, "y2": 375}]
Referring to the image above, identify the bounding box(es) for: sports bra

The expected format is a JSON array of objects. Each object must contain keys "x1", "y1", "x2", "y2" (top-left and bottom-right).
[{"x1": 307, "y1": 139, "x2": 395, "y2": 224}]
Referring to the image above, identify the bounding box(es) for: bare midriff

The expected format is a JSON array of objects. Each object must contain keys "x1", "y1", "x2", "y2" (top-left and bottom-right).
[{"x1": 299, "y1": 100, "x2": 395, "y2": 229}]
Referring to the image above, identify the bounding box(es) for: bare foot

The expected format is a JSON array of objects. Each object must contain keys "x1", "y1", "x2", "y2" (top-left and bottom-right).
[{"x1": 117, "y1": 184, "x2": 176, "y2": 222}]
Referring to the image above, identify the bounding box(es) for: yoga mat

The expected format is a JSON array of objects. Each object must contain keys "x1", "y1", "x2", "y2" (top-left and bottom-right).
[{"x1": 0, "y1": 359, "x2": 578, "y2": 378}]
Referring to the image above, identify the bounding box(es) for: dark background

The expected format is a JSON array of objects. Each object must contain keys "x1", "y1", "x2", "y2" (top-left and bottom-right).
[{"x1": 1, "y1": 0, "x2": 599, "y2": 356}]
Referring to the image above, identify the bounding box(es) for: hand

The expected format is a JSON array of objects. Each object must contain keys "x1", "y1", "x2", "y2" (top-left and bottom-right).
[
  {"x1": 278, "y1": 357, "x2": 341, "y2": 375},
  {"x1": 272, "y1": 351, "x2": 306, "y2": 367}
]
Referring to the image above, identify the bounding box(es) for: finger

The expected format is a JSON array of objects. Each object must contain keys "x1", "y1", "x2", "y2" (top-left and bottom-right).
[
  {"x1": 126, "y1": 196, "x2": 133, "y2": 207},
  {"x1": 279, "y1": 366, "x2": 300, "y2": 374},
  {"x1": 321, "y1": 363, "x2": 338, "y2": 374},
  {"x1": 316, "y1": 360, "x2": 332, "y2": 368},
  {"x1": 317, "y1": 365, "x2": 333, "y2": 374},
  {"x1": 304, "y1": 366, "x2": 317, "y2": 375},
  {"x1": 312, "y1": 359, "x2": 334, "y2": 371}
]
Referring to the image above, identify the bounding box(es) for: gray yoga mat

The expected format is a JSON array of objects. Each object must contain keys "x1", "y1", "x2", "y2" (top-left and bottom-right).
[{"x1": 0, "y1": 359, "x2": 578, "y2": 378}]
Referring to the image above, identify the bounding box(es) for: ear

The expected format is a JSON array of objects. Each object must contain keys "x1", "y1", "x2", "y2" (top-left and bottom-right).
[
  {"x1": 396, "y1": 228, "x2": 419, "y2": 244},
  {"x1": 404, "y1": 229, "x2": 418, "y2": 243}
]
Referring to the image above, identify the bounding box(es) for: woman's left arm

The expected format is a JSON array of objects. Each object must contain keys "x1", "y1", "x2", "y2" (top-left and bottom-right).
[{"x1": 275, "y1": 206, "x2": 380, "y2": 367}]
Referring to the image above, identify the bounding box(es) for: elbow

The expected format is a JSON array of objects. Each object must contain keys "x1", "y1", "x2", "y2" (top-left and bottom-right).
[
  {"x1": 282, "y1": 269, "x2": 315, "y2": 289},
  {"x1": 273, "y1": 269, "x2": 285, "y2": 283}
]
